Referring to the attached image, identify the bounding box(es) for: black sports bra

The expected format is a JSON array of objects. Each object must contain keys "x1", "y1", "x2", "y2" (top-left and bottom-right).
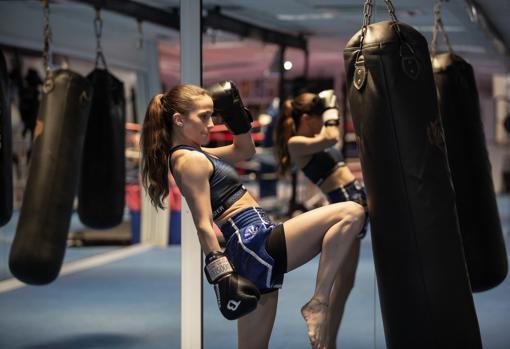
[
  {"x1": 169, "y1": 145, "x2": 246, "y2": 220},
  {"x1": 301, "y1": 147, "x2": 346, "y2": 186}
]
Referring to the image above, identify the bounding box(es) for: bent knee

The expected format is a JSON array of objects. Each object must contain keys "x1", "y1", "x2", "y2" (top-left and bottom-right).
[
  {"x1": 347, "y1": 201, "x2": 365, "y2": 218},
  {"x1": 342, "y1": 202, "x2": 365, "y2": 235},
  {"x1": 344, "y1": 201, "x2": 365, "y2": 222}
]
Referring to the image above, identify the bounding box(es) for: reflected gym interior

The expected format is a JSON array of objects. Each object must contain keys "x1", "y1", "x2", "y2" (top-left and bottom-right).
[{"x1": 1, "y1": 1, "x2": 510, "y2": 348}]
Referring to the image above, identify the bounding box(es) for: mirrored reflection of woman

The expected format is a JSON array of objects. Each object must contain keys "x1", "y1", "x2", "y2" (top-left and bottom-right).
[{"x1": 275, "y1": 91, "x2": 369, "y2": 349}]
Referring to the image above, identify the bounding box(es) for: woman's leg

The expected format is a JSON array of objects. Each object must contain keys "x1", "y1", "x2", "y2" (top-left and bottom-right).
[
  {"x1": 326, "y1": 239, "x2": 361, "y2": 349},
  {"x1": 238, "y1": 291, "x2": 278, "y2": 349},
  {"x1": 283, "y1": 201, "x2": 365, "y2": 349}
]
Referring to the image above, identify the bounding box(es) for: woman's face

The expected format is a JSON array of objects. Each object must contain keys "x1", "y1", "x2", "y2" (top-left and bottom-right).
[{"x1": 180, "y1": 95, "x2": 214, "y2": 145}]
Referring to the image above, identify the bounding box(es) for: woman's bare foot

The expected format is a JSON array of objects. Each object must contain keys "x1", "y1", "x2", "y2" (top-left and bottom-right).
[{"x1": 301, "y1": 297, "x2": 329, "y2": 349}]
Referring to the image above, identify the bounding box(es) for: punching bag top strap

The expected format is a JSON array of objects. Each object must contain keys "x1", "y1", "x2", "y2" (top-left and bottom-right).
[
  {"x1": 353, "y1": 54, "x2": 366, "y2": 91},
  {"x1": 353, "y1": 0, "x2": 374, "y2": 91},
  {"x1": 400, "y1": 42, "x2": 421, "y2": 80},
  {"x1": 42, "y1": 70, "x2": 55, "y2": 94},
  {"x1": 354, "y1": 0, "x2": 421, "y2": 89},
  {"x1": 358, "y1": 0, "x2": 403, "y2": 53}
]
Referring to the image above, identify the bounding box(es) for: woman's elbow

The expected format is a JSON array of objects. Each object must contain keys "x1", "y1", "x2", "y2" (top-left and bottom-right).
[
  {"x1": 244, "y1": 145, "x2": 256, "y2": 159},
  {"x1": 237, "y1": 140, "x2": 256, "y2": 159}
]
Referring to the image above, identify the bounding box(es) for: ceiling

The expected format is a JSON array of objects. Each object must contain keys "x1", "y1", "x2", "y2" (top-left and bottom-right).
[
  {"x1": 154, "y1": 0, "x2": 510, "y2": 85},
  {"x1": 0, "y1": 1, "x2": 508, "y2": 86}
]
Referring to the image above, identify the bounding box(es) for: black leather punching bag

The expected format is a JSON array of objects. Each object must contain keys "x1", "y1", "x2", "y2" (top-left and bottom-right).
[
  {"x1": 0, "y1": 50, "x2": 13, "y2": 227},
  {"x1": 9, "y1": 70, "x2": 92, "y2": 284},
  {"x1": 433, "y1": 53, "x2": 508, "y2": 292},
  {"x1": 344, "y1": 18, "x2": 482, "y2": 349},
  {"x1": 78, "y1": 69, "x2": 125, "y2": 229}
]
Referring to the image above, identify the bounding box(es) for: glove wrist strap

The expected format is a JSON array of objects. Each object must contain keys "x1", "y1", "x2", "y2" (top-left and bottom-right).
[
  {"x1": 324, "y1": 119, "x2": 340, "y2": 127},
  {"x1": 205, "y1": 252, "x2": 234, "y2": 284}
]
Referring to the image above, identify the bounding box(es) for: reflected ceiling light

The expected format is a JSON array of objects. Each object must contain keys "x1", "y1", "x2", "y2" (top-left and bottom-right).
[
  {"x1": 284, "y1": 61, "x2": 293, "y2": 70},
  {"x1": 277, "y1": 13, "x2": 335, "y2": 21}
]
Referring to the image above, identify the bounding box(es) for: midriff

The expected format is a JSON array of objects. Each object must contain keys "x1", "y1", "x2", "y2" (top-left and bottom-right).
[
  {"x1": 318, "y1": 165, "x2": 356, "y2": 193},
  {"x1": 215, "y1": 191, "x2": 259, "y2": 227}
]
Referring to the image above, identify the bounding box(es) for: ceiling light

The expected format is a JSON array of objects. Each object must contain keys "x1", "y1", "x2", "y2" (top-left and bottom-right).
[{"x1": 284, "y1": 61, "x2": 293, "y2": 70}]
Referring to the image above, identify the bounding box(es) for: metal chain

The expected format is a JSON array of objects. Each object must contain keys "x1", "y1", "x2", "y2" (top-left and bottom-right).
[
  {"x1": 42, "y1": 0, "x2": 53, "y2": 75},
  {"x1": 384, "y1": 0, "x2": 402, "y2": 38},
  {"x1": 359, "y1": 0, "x2": 403, "y2": 54},
  {"x1": 358, "y1": 0, "x2": 374, "y2": 54},
  {"x1": 431, "y1": 0, "x2": 453, "y2": 57},
  {"x1": 384, "y1": 0, "x2": 399, "y2": 24},
  {"x1": 94, "y1": 8, "x2": 107, "y2": 68}
]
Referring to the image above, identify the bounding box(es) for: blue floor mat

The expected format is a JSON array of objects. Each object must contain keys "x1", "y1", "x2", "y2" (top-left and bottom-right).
[
  {"x1": 1, "y1": 239, "x2": 509, "y2": 348},
  {"x1": 1, "y1": 195, "x2": 509, "y2": 348}
]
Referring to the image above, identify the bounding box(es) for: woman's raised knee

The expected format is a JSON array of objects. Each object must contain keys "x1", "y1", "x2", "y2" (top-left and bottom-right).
[{"x1": 341, "y1": 202, "x2": 365, "y2": 236}]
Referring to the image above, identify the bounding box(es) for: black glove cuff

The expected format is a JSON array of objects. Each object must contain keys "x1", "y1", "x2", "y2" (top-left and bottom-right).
[
  {"x1": 324, "y1": 119, "x2": 340, "y2": 127},
  {"x1": 204, "y1": 252, "x2": 234, "y2": 284}
]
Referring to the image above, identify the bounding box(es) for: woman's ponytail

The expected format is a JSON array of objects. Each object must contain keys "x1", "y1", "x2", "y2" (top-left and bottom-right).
[
  {"x1": 140, "y1": 94, "x2": 172, "y2": 209},
  {"x1": 274, "y1": 99, "x2": 297, "y2": 175}
]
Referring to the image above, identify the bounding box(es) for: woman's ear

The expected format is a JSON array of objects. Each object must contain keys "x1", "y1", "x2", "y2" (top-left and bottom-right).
[{"x1": 173, "y1": 112, "x2": 184, "y2": 127}]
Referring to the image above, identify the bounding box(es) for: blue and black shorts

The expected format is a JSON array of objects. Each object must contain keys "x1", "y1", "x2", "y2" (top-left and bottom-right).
[{"x1": 220, "y1": 207, "x2": 286, "y2": 294}]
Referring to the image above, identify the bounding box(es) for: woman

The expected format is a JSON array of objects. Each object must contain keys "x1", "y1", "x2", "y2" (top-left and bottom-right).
[
  {"x1": 140, "y1": 81, "x2": 364, "y2": 349},
  {"x1": 274, "y1": 91, "x2": 369, "y2": 349}
]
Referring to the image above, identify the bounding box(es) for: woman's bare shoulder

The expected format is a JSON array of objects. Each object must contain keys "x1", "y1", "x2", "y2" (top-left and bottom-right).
[{"x1": 171, "y1": 149, "x2": 212, "y2": 181}]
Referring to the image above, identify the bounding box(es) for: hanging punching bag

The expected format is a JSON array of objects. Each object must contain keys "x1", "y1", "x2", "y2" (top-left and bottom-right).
[
  {"x1": 433, "y1": 53, "x2": 508, "y2": 291},
  {"x1": 9, "y1": 70, "x2": 91, "y2": 284},
  {"x1": 0, "y1": 50, "x2": 13, "y2": 227},
  {"x1": 343, "y1": 3, "x2": 481, "y2": 348},
  {"x1": 78, "y1": 69, "x2": 125, "y2": 229}
]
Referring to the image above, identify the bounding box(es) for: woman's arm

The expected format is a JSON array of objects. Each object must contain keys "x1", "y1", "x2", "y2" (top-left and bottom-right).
[
  {"x1": 172, "y1": 150, "x2": 220, "y2": 254},
  {"x1": 288, "y1": 125, "x2": 340, "y2": 157},
  {"x1": 203, "y1": 132, "x2": 255, "y2": 165}
]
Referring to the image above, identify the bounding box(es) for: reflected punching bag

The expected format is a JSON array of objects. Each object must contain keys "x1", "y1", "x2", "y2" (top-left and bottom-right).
[
  {"x1": 0, "y1": 50, "x2": 13, "y2": 227},
  {"x1": 343, "y1": 3, "x2": 481, "y2": 348},
  {"x1": 9, "y1": 70, "x2": 92, "y2": 284},
  {"x1": 78, "y1": 69, "x2": 125, "y2": 229},
  {"x1": 433, "y1": 56, "x2": 507, "y2": 292}
]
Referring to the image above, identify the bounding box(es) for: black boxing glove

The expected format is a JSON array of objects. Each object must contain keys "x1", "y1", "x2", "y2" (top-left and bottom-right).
[
  {"x1": 204, "y1": 251, "x2": 260, "y2": 320},
  {"x1": 207, "y1": 80, "x2": 253, "y2": 135}
]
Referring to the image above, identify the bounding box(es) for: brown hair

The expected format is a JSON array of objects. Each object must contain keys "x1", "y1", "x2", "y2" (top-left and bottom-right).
[
  {"x1": 274, "y1": 93, "x2": 317, "y2": 175},
  {"x1": 140, "y1": 84, "x2": 209, "y2": 209}
]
